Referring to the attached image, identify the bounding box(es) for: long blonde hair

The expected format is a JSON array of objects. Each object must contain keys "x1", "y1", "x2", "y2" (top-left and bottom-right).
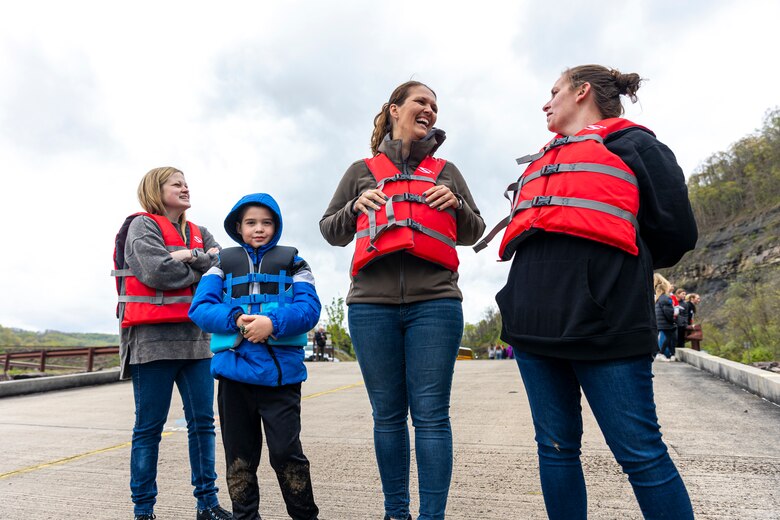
[
  {"x1": 137, "y1": 166, "x2": 187, "y2": 239},
  {"x1": 653, "y1": 273, "x2": 672, "y2": 301}
]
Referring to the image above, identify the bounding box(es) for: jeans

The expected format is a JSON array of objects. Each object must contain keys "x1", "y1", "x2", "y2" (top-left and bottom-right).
[
  {"x1": 130, "y1": 358, "x2": 220, "y2": 516},
  {"x1": 515, "y1": 352, "x2": 693, "y2": 520},
  {"x1": 218, "y1": 379, "x2": 318, "y2": 520},
  {"x1": 658, "y1": 329, "x2": 675, "y2": 358},
  {"x1": 349, "y1": 299, "x2": 463, "y2": 520}
]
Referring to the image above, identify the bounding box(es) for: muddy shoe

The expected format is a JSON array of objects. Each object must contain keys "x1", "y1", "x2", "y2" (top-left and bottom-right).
[{"x1": 197, "y1": 505, "x2": 233, "y2": 519}]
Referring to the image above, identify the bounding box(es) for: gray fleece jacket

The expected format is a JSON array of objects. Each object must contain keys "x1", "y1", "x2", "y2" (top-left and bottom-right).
[{"x1": 118, "y1": 215, "x2": 219, "y2": 379}]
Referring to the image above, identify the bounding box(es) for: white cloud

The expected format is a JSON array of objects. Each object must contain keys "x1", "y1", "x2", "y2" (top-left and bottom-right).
[{"x1": 1, "y1": 0, "x2": 778, "y2": 333}]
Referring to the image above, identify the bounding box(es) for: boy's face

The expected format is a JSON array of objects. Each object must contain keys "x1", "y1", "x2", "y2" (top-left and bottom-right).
[{"x1": 237, "y1": 205, "x2": 276, "y2": 248}]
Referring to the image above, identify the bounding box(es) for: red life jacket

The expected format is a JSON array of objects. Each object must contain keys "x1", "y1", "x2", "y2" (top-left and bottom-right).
[
  {"x1": 474, "y1": 118, "x2": 649, "y2": 260},
  {"x1": 352, "y1": 154, "x2": 458, "y2": 275},
  {"x1": 112, "y1": 212, "x2": 204, "y2": 328}
]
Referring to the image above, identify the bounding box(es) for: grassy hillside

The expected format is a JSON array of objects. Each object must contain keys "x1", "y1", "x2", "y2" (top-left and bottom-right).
[
  {"x1": 0, "y1": 325, "x2": 118, "y2": 353},
  {"x1": 662, "y1": 107, "x2": 780, "y2": 362}
]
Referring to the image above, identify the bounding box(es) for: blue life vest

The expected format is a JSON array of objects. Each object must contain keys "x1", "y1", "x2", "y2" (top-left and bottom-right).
[{"x1": 210, "y1": 245, "x2": 307, "y2": 387}]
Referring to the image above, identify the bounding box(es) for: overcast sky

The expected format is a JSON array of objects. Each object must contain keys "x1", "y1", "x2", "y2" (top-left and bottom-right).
[{"x1": 1, "y1": 0, "x2": 777, "y2": 334}]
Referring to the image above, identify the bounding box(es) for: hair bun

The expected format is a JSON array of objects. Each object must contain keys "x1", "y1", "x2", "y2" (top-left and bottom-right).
[{"x1": 611, "y1": 69, "x2": 642, "y2": 102}]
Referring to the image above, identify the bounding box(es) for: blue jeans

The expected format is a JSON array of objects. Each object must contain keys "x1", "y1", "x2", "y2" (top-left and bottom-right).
[
  {"x1": 349, "y1": 299, "x2": 463, "y2": 520},
  {"x1": 658, "y1": 329, "x2": 675, "y2": 358},
  {"x1": 516, "y1": 352, "x2": 693, "y2": 520},
  {"x1": 130, "y1": 358, "x2": 220, "y2": 516}
]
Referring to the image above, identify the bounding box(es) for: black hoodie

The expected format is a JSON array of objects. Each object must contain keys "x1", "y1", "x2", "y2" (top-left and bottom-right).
[{"x1": 496, "y1": 127, "x2": 697, "y2": 360}]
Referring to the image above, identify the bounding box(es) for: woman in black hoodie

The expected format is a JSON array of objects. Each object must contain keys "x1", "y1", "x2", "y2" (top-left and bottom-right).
[{"x1": 491, "y1": 65, "x2": 697, "y2": 519}]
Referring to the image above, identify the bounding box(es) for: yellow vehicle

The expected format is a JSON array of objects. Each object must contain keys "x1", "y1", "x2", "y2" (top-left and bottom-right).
[{"x1": 457, "y1": 347, "x2": 475, "y2": 360}]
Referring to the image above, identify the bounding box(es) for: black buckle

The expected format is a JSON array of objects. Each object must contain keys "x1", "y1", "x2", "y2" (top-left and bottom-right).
[
  {"x1": 541, "y1": 164, "x2": 560, "y2": 175},
  {"x1": 551, "y1": 136, "x2": 570, "y2": 148},
  {"x1": 408, "y1": 220, "x2": 423, "y2": 231},
  {"x1": 395, "y1": 173, "x2": 412, "y2": 181},
  {"x1": 404, "y1": 193, "x2": 425, "y2": 203},
  {"x1": 532, "y1": 196, "x2": 553, "y2": 207}
]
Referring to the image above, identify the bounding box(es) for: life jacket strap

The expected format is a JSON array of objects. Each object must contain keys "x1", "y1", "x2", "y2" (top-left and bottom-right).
[
  {"x1": 230, "y1": 293, "x2": 295, "y2": 306},
  {"x1": 360, "y1": 192, "x2": 456, "y2": 251},
  {"x1": 376, "y1": 173, "x2": 436, "y2": 190},
  {"x1": 472, "y1": 216, "x2": 512, "y2": 253},
  {"x1": 520, "y1": 162, "x2": 638, "y2": 189},
  {"x1": 357, "y1": 218, "x2": 456, "y2": 250},
  {"x1": 227, "y1": 272, "x2": 294, "y2": 287},
  {"x1": 515, "y1": 134, "x2": 604, "y2": 165},
  {"x1": 514, "y1": 195, "x2": 639, "y2": 229},
  {"x1": 473, "y1": 194, "x2": 638, "y2": 254},
  {"x1": 118, "y1": 294, "x2": 193, "y2": 304},
  {"x1": 111, "y1": 269, "x2": 133, "y2": 277}
]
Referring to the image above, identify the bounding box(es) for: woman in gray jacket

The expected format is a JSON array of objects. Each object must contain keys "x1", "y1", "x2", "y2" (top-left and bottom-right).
[
  {"x1": 320, "y1": 81, "x2": 484, "y2": 520},
  {"x1": 114, "y1": 166, "x2": 231, "y2": 520}
]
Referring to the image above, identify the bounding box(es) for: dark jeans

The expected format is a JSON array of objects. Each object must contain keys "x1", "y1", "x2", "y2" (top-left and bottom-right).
[
  {"x1": 130, "y1": 358, "x2": 219, "y2": 516},
  {"x1": 658, "y1": 328, "x2": 676, "y2": 358},
  {"x1": 348, "y1": 299, "x2": 463, "y2": 520},
  {"x1": 218, "y1": 379, "x2": 318, "y2": 520},
  {"x1": 516, "y1": 352, "x2": 693, "y2": 520}
]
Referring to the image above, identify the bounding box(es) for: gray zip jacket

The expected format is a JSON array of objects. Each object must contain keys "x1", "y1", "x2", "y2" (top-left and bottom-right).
[
  {"x1": 320, "y1": 130, "x2": 485, "y2": 304},
  {"x1": 118, "y1": 215, "x2": 219, "y2": 379}
]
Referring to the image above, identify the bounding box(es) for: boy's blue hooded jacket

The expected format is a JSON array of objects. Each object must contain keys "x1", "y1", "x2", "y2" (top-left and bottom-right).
[{"x1": 189, "y1": 193, "x2": 321, "y2": 386}]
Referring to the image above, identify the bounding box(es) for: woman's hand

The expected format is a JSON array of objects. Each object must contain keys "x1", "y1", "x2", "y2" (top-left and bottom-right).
[
  {"x1": 237, "y1": 314, "x2": 274, "y2": 343},
  {"x1": 353, "y1": 189, "x2": 388, "y2": 215},
  {"x1": 424, "y1": 185, "x2": 461, "y2": 211}
]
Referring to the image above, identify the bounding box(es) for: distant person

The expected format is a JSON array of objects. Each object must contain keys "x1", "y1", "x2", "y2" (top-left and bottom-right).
[
  {"x1": 112, "y1": 167, "x2": 231, "y2": 520},
  {"x1": 674, "y1": 288, "x2": 689, "y2": 348},
  {"x1": 314, "y1": 326, "x2": 328, "y2": 361},
  {"x1": 189, "y1": 193, "x2": 321, "y2": 520},
  {"x1": 685, "y1": 293, "x2": 701, "y2": 324},
  {"x1": 483, "y1": 65, "x2": 697, "y2": 519},
  {"x1": 320, "y1": 80, "x2": 485, "y2": 520},
  {"x1": 655, "y1": 274, "x2": 677, "y2": 361},
  {"x1": 488, "y1": 344, "x2": 496, "y2": 360},
  {"x1": 506, "y1": 344, "x2": 514, "y2": 360},
  {"x1": 683, "y1": 293, "x2": 703, "y2": 349}
]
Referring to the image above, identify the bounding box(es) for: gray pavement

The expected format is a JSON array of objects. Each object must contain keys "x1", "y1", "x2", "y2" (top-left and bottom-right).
[{"x1": 1, "y1": 359, "x2": 779, "y2": 519}]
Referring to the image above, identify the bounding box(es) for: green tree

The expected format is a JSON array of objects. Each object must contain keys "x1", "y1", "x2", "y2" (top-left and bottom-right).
[
  {"x1": 324, "y1": 296, "x2": 353, "y2": 358},
  {"x1": 461, "y1": 306, "x2": 504, "y2": 358}
]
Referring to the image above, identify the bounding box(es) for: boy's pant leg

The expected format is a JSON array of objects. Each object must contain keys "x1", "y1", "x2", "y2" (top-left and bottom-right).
[
  {"x1": 259, "y1": 383, "x2": 319, "y2": 520},
  {"x1": 218, "y1": 379, "x2": 264, "y2": 520}
]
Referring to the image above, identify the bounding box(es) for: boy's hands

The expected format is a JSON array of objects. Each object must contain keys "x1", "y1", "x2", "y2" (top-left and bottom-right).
[{"x1": 237, "y1": 314, "x2": 274, "y2": 344}]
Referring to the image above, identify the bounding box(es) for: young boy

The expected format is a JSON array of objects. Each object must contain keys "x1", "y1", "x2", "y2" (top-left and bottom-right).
[{"x1": 189, "y1": 193, "x2": 321, "y2": 520}]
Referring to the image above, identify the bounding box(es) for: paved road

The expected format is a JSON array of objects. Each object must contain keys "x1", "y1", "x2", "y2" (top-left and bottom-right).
[{"x1": 1, "y1": 360, "x2": 779, "y2": 519}]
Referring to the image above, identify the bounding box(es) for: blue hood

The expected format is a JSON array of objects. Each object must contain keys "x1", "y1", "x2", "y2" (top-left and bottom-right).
[{"x1": 223, "y1": 193, "x2": 283, "y2": 257}]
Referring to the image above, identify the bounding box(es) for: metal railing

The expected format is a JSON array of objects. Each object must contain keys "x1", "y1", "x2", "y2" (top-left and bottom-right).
[{"x1": 2, "y1": 346, "x2": 119, "y2": 375}]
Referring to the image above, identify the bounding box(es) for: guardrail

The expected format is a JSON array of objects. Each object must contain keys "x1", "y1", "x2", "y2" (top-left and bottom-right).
[{"x1": 2, "y1": 346, "x2": 119, "y2": 375}]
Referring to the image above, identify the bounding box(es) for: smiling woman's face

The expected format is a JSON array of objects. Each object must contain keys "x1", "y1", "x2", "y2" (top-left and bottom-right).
[{"x1": 390, "y1": 85, "x2": 438, "y2": 143}]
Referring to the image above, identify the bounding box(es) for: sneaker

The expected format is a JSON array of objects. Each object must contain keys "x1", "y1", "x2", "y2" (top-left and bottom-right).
[
  {"x1": 654, "y1": 353, "x2": 665, "y2": 362},
  {"x1": 135, "y1": 515, "x2": 156, "y2": 520},
  {"x1": 669, "y1": 355, "x2": 677, "y2": 362},
  {"x1": 197, "y1": 505, "x2": 233, "y2": 520}
]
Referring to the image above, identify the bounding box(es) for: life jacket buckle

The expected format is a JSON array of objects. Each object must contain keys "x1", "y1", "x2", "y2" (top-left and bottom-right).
[
  {"x1": 550, "y1": 136, "x2": 571, "y2": 148},
  {"x1": 408, "y1": 220, "x2": 423, "y2": 231},
  {"x1": 404, "y1": 193, "x2": 426, "y2": 203},
  {"x1": 532, "y1": 196, "x2": 553, "y2": 207},
  {"x1": 541, "y1": 164, "x2": 560, "y2": 175}
]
